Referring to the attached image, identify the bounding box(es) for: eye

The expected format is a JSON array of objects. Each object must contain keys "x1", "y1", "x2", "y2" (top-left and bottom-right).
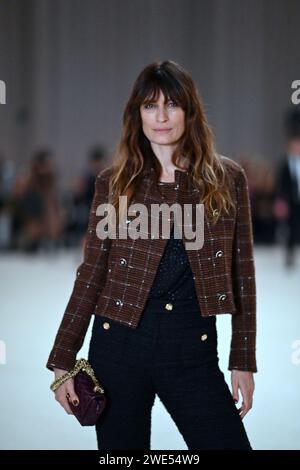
[
  {"x1": 143, "y1": 103, "x2": 155, "y2": 109},
  {"x1": 142, "y1": 101, "x2": 177, "y2": 109}
]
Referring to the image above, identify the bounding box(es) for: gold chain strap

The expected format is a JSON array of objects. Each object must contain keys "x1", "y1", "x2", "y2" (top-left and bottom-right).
[{"x1": 50, "y1": 358, "x2": 105, "y2": 394}]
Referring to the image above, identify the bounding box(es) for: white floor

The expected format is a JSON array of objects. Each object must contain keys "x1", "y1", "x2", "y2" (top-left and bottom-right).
[{"x1": 0, "y1": 245, "x2": 299, "y2": 450}]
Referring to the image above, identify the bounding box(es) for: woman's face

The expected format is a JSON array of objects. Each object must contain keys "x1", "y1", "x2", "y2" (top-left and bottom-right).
[{"x1": 140, "y1": 89, "x2": 185, "y2": 146}]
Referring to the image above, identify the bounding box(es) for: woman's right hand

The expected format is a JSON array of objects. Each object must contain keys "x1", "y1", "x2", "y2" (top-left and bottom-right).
[{"x1": 53, "y1": 367, "x2": 80, "y2": 415}]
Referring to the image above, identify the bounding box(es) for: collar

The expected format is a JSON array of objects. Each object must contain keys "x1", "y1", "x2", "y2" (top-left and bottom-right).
[
  {"x1": 142, "y1": 157, "x2": 192, "y2": 186},
  {"x1": 140, "y1": 158, "x2": 197, "y2": 203}
]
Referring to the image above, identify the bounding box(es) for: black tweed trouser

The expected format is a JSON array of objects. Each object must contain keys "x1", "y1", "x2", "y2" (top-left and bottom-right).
[{"x1": 87, "y1": 297, "x2": 253, "y2": 450}]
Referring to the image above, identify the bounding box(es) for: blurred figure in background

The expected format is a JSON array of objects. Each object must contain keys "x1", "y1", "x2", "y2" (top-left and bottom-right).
[
  {"x1": 237, "y1": 155, "x2": 277, "y2": 245},
  {"x1": 0, "y1": 154, "x2": 15, "y2": 250},
  {"x1": 251, "y1": 160, "x2": 277, "y2": 245},
  {"x1": 273, "y1": 108, "x2": 300, "y2": 267},
  {"x1": 65, "y1": 145, "x2": 107, "y2": 247},
  {"x1": 83, "y1": 145, "x2": 108, "y2": 209},
  {"x1": 12, "y1": 149, "x2": 63, "y2": 253}
]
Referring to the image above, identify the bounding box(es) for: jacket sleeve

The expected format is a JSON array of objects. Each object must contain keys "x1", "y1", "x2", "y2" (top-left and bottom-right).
[
  {"x1": 46, "y1": 169, "x2": 112, "y2": 372},
  {"x1": 228, "y1": 167, "x2": 257, "y2": 373}
]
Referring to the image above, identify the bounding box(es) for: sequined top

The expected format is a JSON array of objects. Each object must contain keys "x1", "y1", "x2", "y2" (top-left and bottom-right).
[{"x1": 147, "y1": 187, "x2": 198, "y2": 300}]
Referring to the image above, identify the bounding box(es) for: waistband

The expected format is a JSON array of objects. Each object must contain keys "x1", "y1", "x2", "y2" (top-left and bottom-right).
[{"x1": 143, "y1": 296, "x2": 204, "y2": 315}]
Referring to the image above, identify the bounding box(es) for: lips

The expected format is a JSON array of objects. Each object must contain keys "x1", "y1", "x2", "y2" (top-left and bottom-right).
[{"x1": 153, "y1": 128, "x2": 172, "y2": 132}]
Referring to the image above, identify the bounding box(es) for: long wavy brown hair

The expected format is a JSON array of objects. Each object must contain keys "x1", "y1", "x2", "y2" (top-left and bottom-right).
[{"x1": 107, "y1": 60, "x2": 235, "y2": 228}]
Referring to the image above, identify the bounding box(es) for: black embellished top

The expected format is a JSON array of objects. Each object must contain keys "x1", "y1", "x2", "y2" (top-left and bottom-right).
[{"x1": 147, "y1": 181, "x2": 198, "y2": 301}]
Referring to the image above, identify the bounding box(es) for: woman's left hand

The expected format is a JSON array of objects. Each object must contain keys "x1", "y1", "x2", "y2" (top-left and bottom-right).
[{"x1": 231, "y1": 370, "x2": 255, "y2": 419}]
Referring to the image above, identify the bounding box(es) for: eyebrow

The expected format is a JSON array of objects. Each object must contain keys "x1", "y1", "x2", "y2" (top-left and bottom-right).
[{"x1": 142, "y1": 97, "x2": 174, "y2": 104}]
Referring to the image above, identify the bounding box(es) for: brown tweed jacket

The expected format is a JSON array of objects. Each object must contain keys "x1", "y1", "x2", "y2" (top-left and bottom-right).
[{"x1": 46, "y1": 155, "x2": 257, "y2": 373}]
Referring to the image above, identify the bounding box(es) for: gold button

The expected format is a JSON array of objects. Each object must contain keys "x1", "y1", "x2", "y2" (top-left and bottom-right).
[
  {"x1": 201, "y1": 333, "x2": 208, "y2": 341},
  {"x1": 165, "y1": 303, "x2": 173, "y2": 311},
  {"x1": 103, "y1": 322, "x2": 110, "y2": 330}
]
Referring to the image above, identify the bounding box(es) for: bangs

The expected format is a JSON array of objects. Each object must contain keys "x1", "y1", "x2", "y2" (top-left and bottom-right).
[{"x1": 138, "y1": 72, "x2": 186, "y2": 109}]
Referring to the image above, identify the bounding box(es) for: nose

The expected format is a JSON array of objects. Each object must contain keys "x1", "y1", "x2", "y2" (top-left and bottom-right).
[{"x1": 156, "y1": 106, "x2": 168, "y2": 122}]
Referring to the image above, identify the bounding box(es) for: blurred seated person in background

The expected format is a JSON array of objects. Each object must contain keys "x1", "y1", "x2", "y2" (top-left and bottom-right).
[
  {"x1": 0, "y1": 155, "x2": 15, "y2": 250},
  {"x1": 12, "y1": 148, "x2": 63, "y2": 253},
  {"x1": 273, "y1": 108, "x2": 300, "y2": 267},
  {"x1": 65, "y1": 145, "x2": 107, "y2": 247},
  {"x1": 251, "y1": 161, "x2": 277, "y2": 245}
]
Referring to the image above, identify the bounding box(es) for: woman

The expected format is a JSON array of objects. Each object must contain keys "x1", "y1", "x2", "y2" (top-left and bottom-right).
[{"x1": 46, "y1": 60, "x2": 257, "y2": 450}]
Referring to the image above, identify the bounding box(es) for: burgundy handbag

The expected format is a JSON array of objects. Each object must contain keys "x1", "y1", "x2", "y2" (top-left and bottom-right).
[{"x1": 50, "y1": 358, "x2": 107, "y2": 426}]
